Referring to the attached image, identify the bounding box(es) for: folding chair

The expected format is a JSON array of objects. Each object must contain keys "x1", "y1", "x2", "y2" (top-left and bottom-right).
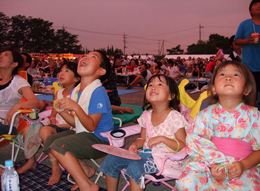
[
  {"x1": 0, "y1": 101, "x2": 36, "y2": 168},
  {"x1": 65, "y1": 117, "x2": 124, "y2": 185}
]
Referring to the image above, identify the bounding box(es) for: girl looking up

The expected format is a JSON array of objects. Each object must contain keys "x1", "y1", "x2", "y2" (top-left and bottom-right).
[
  {"x1": 176, "y1": 61, "x2": 260, "y2": 190},
  {"x1": 99, "y1": 74, "x2": 189, "y2": 191},
  {"x1": 16, "y1": 62, "x2": 80, "y2": 184}
]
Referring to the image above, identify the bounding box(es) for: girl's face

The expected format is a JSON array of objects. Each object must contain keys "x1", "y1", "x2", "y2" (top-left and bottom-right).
[
  {"x1": 146, "y1": 76, "x2": 171, "y2": 104},
  {"x1": 59, "y1": 65, "x2": 79, "y2": 86},
  {"x1": 0, "y1": 51, "x2": 14, "y2": 68},
  {"x1": 77, "y1": 51, "x2": 103, "y2": 77},
  {"x1": 212, "y1": 64, "x2": 249, "y2": 99},
  {"x1": 130, "y1": 60, "x2": 136, "y2": 67}
]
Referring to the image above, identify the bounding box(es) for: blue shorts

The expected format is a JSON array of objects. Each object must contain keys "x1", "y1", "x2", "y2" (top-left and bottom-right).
[
  {"x1": 99, "y1": 154, "x2": 158, "y2": 185},
  {"x1": 0, "y1": 122, "x2": 17, "y2": 136}
]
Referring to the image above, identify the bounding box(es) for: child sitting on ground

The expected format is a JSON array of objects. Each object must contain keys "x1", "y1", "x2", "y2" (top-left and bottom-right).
[
  {"x1": 42, "y1": 51, "x2": 114, "y2": 191},
  {"x1": 176, "y1": 61, "x2": 260, "y2": 190},
  {"x1": 99, "y1": 74, "x2": 189, "y2": 191}
]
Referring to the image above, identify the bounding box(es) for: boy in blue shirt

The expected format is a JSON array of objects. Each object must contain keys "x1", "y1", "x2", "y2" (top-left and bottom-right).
[
  {"x1": 234, "y1": 0, "x2": 260, "y2": 106},
  {"x1": 43, "y1": 51, "x2": 114, "y2": 191}
]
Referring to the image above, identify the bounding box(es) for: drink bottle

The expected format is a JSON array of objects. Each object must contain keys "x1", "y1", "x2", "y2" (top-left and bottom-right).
[{"x1": 1, "y1": 160, "x2": 20, "y2": 191}]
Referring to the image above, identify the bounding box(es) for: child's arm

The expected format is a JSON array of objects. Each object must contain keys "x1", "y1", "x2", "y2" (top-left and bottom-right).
[
  {"x1": 228, "y1": 150, "x2": 260, "y2": 180},
  {"x1": 128, "y1": 127, "x2": 146, "y2": 153},
  {"x1": 147, "y1": 127, "x2": 186, "y2": 151},
  {"x1": 56, "y1": 98, "x2": 101, "y2": 132},
  {"x1": 50, "y1": 92, "x2": 59, "y2": 125},
  {"x1": 5, "y1": 86, "x2": 39, "y2": 125}
]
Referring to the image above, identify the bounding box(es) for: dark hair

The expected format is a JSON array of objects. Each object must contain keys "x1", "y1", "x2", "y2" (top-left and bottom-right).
[
  {"x1": 143, "y1": 74, "x2": 180, "y2": 111},
  {"x1": 95, "y1": 50, "x2": 111, "y2": 82},
  {"x1": 208, "y1": 61, "x2": 256, "y2": 106},
  {"x1": 130, "y1": 59, "x2": 138, "y2": 66},
  {"x1": 229, "y1": 35, "x2": 235, "y2": 50},
  {"x1": 250, "y1": 0, "x2": 260, "y2": 11},
  {"x1": 140, "y1": 63, "x2": 147, "y2": 69},
  {"x1": 216, "y1": 44, "x2": 221, "y2": 48},
  {"x1": 1, "y1": 47, "x2": 24, "y2": 75},
  {"x1": 21, "y1": 52, "x2": 32, "y2": 65},
  {"x1": 60, "y1": 61, "x2": 80, "y2": 86}
]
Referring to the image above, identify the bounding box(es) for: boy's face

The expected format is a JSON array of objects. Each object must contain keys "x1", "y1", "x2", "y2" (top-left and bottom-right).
[
  {"x1": 250, "y1": 2, "x2": 260, "y2": 16},
  {"x1": 77, "y1": 51, "x2": 104, "y2": 77}
]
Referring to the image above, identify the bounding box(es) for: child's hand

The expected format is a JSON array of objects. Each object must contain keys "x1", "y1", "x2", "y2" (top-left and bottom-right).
[
  {"x1": 210, "y1": 164, "x2": 227, "y2": 180},
  {"x1": 5, "y1": 103, "x2": 20, "y2": 125},
  {"x1": 228, "y1": 161, "x2": 244, "y2": 180},
  {"x1": 55, "y1": 98, "x2": 78, "y2": 112},
  {"x1": 147, "y1": 136, "x2": 163, "y2": 148},
  {"x1": 128, "y1": 142, "x2": 138, "y2": 153}
]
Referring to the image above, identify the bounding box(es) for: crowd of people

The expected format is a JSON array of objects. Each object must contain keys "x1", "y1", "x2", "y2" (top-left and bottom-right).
[{"x1": 1, "y1": 1, "x2": 260, "y2": 191}]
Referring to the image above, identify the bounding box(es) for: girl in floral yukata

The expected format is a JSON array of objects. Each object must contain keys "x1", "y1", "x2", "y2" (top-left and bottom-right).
[{"x1": 176, "y1": 61, "x2": 260, "y2": 190}]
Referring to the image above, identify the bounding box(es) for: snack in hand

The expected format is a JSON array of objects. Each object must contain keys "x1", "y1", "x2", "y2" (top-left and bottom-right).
[{"x1": 53, "y1": 99, "x2": 64, "y2": 111}]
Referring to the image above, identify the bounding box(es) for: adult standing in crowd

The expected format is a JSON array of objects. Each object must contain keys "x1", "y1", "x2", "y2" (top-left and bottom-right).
[{"x1": 234, "y1": 0, "x2": 260, "y2": 107}]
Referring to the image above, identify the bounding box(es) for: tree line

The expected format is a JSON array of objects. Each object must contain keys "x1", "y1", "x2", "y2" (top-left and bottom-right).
[{"x1": 0, "y1": 12, "x2": 232, "y2": 55}]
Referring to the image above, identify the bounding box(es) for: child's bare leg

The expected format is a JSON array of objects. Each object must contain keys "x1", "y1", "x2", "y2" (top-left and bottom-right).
[
  {"x1": 71, "y1": 160, "x2": 96, "y2": 191},
  {"x1": 48, "y1": 153, "x2": 62, "y2": 185},
  {"x1": 51, "y1": 149, "x2": 99, "y2": 191},
  {"x1": 39, "y1": 125, "x2": 57, "y2": 143},
  {"x1": 17, "y1": 125, "x2": 36, "y2": 174},
  {"x1": 129, "y1": 178, "x2": 144, "y2": 191},
  {"x1": 39, "y1": 126, "x2": 62, "y2": 185},
  {"x1": 105, "y1": 174, "x2": 119, "y2": 191}
]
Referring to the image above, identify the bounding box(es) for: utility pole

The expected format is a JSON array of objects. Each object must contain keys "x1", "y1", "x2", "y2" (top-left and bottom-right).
[
  {"x1": 123, "y1": 33, "x2": 127, "y2": 54},
  {"x1": 158, "y1": 40, "x2": 161, "y2": 55},
  {"x1": 198, "y1": 23, "x2": 204, "y2": 44},
  {"x1": 160, "y1": 40, "x2": 164, "y2": 55}
]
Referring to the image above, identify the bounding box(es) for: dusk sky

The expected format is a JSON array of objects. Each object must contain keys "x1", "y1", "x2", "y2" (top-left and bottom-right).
[{"x1": 1, "y1": 0, "x2": 250, "y2": 55}]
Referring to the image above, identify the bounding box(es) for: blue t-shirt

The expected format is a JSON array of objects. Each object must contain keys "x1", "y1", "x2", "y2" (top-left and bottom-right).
[
  {"x1": 234, "y1": 19, "x2": 260, "y2": 72},
  {"x1": 77, "y1": 86, "x2": 114, "y2": 142}
]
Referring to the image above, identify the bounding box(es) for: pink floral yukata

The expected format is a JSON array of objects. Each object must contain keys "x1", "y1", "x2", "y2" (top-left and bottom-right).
[{"x1": 176, "y1": 102, "x2": 260, "y2": 191}]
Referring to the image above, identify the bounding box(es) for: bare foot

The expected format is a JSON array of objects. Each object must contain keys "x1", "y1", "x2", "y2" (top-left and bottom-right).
[
  {"x1": 71, "y1": 182, "x2": 99, "y2": 191},
  {"x1": 71, "y1": 184, "x2": 78, "y2": 191},
  {"x1": 16, "y1": 158, "x2": 36, "y2": 174},
  {"x1": 48, "y1": 166, "x2": 62, "y2": 185},
  {"x1": 78, "y1": 159, "x2": 95, "y2": 178}
]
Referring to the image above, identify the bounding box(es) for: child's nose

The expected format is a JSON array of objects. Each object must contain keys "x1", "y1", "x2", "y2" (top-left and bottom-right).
[{"x1": 225, "y1": 77, "x2": 232, "y2": 81}]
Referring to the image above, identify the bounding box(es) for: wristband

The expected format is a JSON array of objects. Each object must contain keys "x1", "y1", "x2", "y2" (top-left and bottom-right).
[
  {"x1": 166, "y1": 138, "x2": 180, "y2": 153},
  {"x1": 137, "y1": 137, "x2": 146, "y2": 141}
]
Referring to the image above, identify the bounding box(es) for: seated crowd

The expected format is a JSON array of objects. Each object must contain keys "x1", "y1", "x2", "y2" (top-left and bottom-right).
[{"x1": 0, "y1": 45, "x2": 259, "y2": 191}]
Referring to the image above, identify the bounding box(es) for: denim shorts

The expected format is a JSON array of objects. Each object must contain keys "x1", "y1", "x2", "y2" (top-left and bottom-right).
[{"x1": 99, "y1": 154, "x2": 158, "y2": 185}]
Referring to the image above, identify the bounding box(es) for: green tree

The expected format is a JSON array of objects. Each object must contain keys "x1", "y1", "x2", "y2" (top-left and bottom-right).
[
  {"x1": 187, "y1": 33, "x2": 230, "y2": 54},
  {"x1": 0, "y1": 12, "x2": 10, "y2": 49},
  {"x1": 54, "y1": 27, "x2": 83, "y2": 53},
  {"x1": 166, "y1": 45, "x2": 184, "y2": 55}
]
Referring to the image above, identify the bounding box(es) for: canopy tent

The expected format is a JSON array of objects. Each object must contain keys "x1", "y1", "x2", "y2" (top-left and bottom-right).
[{"x1": 164, "y1": 54, "x2": 229, "y2": 60}]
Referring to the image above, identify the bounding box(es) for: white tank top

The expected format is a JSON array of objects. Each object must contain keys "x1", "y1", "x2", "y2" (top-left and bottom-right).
[{"x1": 0, "y1": 75, "x2": 30, "y2": 127}]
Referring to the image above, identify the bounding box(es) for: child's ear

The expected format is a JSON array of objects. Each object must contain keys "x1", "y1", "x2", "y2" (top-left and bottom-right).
[
  {"x1": 211, "y1": 85, "x2": 217, "y2": 95},
  {"x1": 168, "y1": 93, "x2": 175, "y2": 101},
  {"x1": 244, "y1": 85, "x2": 252, "y2": 96},
  {"x1": 96, "y1": 68, "x2": 106, "y2": 76},
  {"x1": 74, "y1": 76, "x2": 80, "y2": 83}
]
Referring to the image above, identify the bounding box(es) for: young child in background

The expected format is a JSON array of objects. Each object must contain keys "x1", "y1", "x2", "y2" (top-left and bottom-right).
[
  {"x1": 16, "y1": 62, "x2": 80, "y2": 183},
  {"x1": 43, "y1": 51, "x2": 114, "y2": 191},
  {"x1": 99, "y1": 74, "x2": 189, "y2": 191},
  {"x1": 176, "y1": 61, "x2": 260, "y2": 190}
]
